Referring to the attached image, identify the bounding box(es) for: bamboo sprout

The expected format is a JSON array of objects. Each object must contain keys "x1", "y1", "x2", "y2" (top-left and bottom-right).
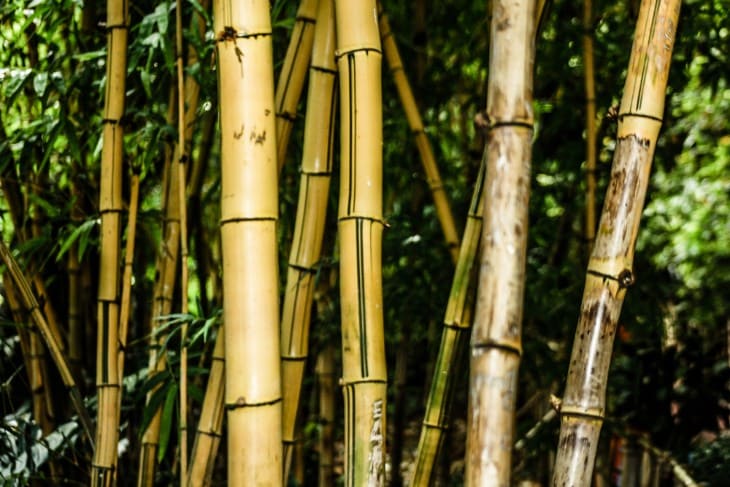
[
  {"x1": 92, "y1": 0, "x2": 129, "y2": 482},
  {"x1": 334, "y1": 1, "x2": 387, "y2": 484},
  {"x1": 316, "y1": 345, "x2": 336, "y2": 487},
  {"x1": 465, "y1": 0, "x2": 536, "y2": 484},
  {"x1": 214, "y1": 0, "x2": 283, "y2": 482},
  {"x1": 378, "y1": 6, "x2": 460, "y2": 263},
  {"x1": 186, "y1": 328, "x2": 225, "y2": 486},
  {"x1": 280, "y1": 0, "x2": 336, "y2": 478},
  {"x1": 583, "y1": 0, "x2": 597, "y2": 248},
  {"x1": 411, "y1": 159, "x2": 486, "y2": 487},
  {"x1": 552, "y1": 0, "x2": 681, "y2": 484},
  {"x1": 0, "y1": 242, "x2": 94, "y2": 443},
  {"x1": 275, "y1": 0, "x2": 318, "y2": 171}
]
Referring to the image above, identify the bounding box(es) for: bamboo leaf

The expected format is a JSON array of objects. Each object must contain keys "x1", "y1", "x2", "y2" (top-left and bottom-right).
[
  {"x1": 56, "y1": 219, "x2": 99, "y2": 262},
  {"x1": 157, "y1": 383, "x2": 178, "y2": 463}
]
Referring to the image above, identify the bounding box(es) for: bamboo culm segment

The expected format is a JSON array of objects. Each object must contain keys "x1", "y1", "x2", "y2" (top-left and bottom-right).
[
  {"x1": 378, "y1": 6, "x2": 460, "y2": 263},
  {"x1": 280, "y1": 0, "x2": 337, "y2": 478},
  {"x1": 465, "y1": 0, "x2": 536, "y2": 484},
  {"x1": 335, "y1": 0, "x2": 387, "y2": 484},
  {"x1": 214, "y1": 0, "x2": 283, "y2": 483},
  {"x1": 275, "y1": 0, "x2": 318, "y2": 171},
  {"x1": 410, "y1": 158, "x2": 485, "y2": 487},
  {"x1": 316, "y1": 346, "x2": 336, "y2": 487},
  {"x1": 93, "y1": 0, "x2": 129, "y2": 483},
  {"x1": 583, "y1": 0, "x2": 597, "y2": 247},
  {"x1": 552, "y1": 0, "x2": 681, "y2": 484},
  {"x1": 187, "y1": 329, "x2": 225, "y2": 487}
]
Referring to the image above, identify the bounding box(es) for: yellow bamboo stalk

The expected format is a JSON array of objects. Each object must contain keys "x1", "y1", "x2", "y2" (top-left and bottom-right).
[
  {"x1": 118, "y1": 172, "x2": 140, "y2": 384},
  {"x1": 334, "y1": 1, "x2": 387, "y2": 484},
  {"x1": 316, "y1": 345, "x2": 336, "y2": 487},
  {"x1": 552, "y1": 0, "x2": 681, "y2": 484},
  {"x1": 410, "y1": 158, "x2": 485, "y2": 487},
  {"x1": 0, "y1": 242, "x2": 94, "y2": 443},
  {"x1": 92, "y1": 0, "x2": 129, "y2": 482},
  {"x1": 378, "y1": 5, "x2": 460, "y2": 263},
  {"x1": 174, "y1": 0, "x2": 191, "y2": 480},
  {"x1": 275, "y1": 0, "x2": 318, "y2": 172},
  {"x1": 583, "y1": 0, "x2": 597, "y2": 248},
  {"x1": 186, "y1": 329, "x2": 225, "y2": 486},
  {"x1": 280, "y1": 0, "x2": 336, "y2": 478},
  {"x1": 465, "y1": 0, "x2": 536, "y2": 484},
  {"x1": 214, "y1": 0, "x2": 282, "y2": 482}
]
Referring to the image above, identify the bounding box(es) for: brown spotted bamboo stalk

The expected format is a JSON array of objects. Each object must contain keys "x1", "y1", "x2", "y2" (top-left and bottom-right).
[
  {"x1": 275, "y1": 0, "x2": 318, "y2": 171},
  {"x1": 552, "y1": 0, "x2": 681, "y2": 484},
  {"x1": 377, "y1": 6, "x2": 460, "y2": 263},
  {"x1": 280, "y1": 0, "x2": 336, "y2": 478},
  {"x1": 214, "y1": 0, "x2": 283, "y2": 482},
  {"x1": 0, "y1": 242, "x2": 94, "y2": 443},
  {"x1": 334, "y1": 0, "x2": 387, "y2": 484},
  {"x1": 186, "y1": 329, "x2": 225, "y2": 486},
  {"x1": 410, "y1": 158, "x2": 485, "y2": 487},
  {"x1": 465, "y1": 0, "x2": 536, "y2": 483},
  {"x1": 92, "y1": 0, "x2": 129, "y2": 482},
  {"x1": 316, "y1": 345, "x2": 336, "y2": 487},
  {"x1": 583, "y1": 0, "x2": 597, "y2": 248}
]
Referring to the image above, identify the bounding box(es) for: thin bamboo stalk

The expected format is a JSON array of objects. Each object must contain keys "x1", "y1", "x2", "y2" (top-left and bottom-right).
[
  {"x1": 465, "y1": 0, "x2": 536, "y2": 484},
  {"x1": 91, "y1": 0, "x2": 129, "y2": 482},
  {"x1": 552, "y1": 0, "x2": 681, "y2": 484},
  {"x1": 583, "y1": 0, "x2": 597, "y2": 249},
  {"x1": 0, "y1": 242, "x2": 94, "y2": 443},
  {"x1": 214, "y1": 0, "x2": 283, "y2": 482},
  {"x1": 174, "y1": 0, "x2": 191, "y2": 480},
  {"x1": 316, "y1": 345, "x2": 336, "y2": 487},
  {"x1": 275, "y1": 0, "x2": 319, "y2": 172},
  {"x1": 118, "y1": 172, "x2": 140, "y2": 384},
  {"x1": 378, "y1": 6, "x2": 460, "y2": 263},
  {"x1": 186, "y1": 329, "x2": 225, "y2": 486},
  {"x1": 280, "y1": 0, "x2": 337, "y2": 478},
  {"x1": 334, "y1": 1, "x2": 387, "y2": 484},
  {"x1": 410, "y1": 157, "x2": 486, "y2": 487}
]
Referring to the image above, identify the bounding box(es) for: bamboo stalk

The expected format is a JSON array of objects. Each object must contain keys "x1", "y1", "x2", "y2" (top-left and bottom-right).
[
  {"x1": 583, "y1": 0, "x2": 597, "y2": 249},
  {"x1": 214, "y1": 0, "x2": 283, "y2": 482},
  {"x1": 186, "y1": 328, "x2": 225, "y2": 486},
  {"x1": 378, "y1": 5, "x2": 460, "y2": 263},
  {"x1": 118, "y1": 172, "x2": 140, "y2": 385},
  {"x1": 552, "y1": 0, "x2": 682, "y2": 484},
  {"x1": 411, "y1": 159, "x2": 486, "y2": 487},
  {"x1": 92, "y1": 0, "x2": 129, "y2": 482},
  {"x1": 465, "y1": 0, "x2": 536, "y2": 484},
  {"x1": 275, "y1": 0, "x2": 319, "y2": 172},
  {"x1": 280, "y1": 0, "x2": 337, "y2": 478},
  {"x1": 316, "y1": 345, "x2": 336, "y2": 487},
  {"x1": 0, "y1": 242, "x2": 94, "y2": 443},
  {"x1": 334, "y1": 1, "x2": 387, "y2": 484}
]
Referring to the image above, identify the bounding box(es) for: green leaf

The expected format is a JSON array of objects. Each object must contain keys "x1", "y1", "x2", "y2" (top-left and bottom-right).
[
  {"x1": 3, "y1": 69, "x2": 32, "y2": 104},
  {"x1": 33, "y1": 72, "x2": 48, "y2": 97},
  {"x1": 157, "y1": 383, "x2": 178, "y2": 463},
  {"x1": 56, "y1": 218, "x2": 98, "y2": 262}
]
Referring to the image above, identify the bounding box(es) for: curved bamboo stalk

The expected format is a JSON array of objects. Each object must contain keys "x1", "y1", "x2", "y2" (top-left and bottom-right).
[
  {"x1": 280, "y1": 0, "x2": 337, "y2": 478},
  {"x1": 465, "y1": 0, "x2": 536, "y2": 484},
  {"x1": 92, "y1": 0, "x2": 129, "y2": 482},
  {"x1": 0, "y1": 242, "x2": 94, "y2": 443},
  {"x1": 214, "y1": 0, "x2": 283, "y2": 482},
  {"x1": 275, "y1": 0, "x2": 319, "y2": 172},
  {"x1": 186, "y1": 328, "x2": 225, "y2": 486},
  {"x1": 410, "y1": 158, "x2": 485, "y2": 486},
  {"x1": 377, "y1": 6, "x2": 460, "y2": 263},
  {"x1": 334, "y1": 1, "x2": 387, "y2": 484},
  {"x1": 583, "y1": 0, "x2": 597, "y2": 249},
  {"x1": 552, "y1": 0, "x2": 681, "y2": 484}
]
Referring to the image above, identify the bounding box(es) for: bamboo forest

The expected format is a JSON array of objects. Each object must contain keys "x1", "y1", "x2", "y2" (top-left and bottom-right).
[{"x1": 1, "y1": 0, "x2": 729, "y2": 484}]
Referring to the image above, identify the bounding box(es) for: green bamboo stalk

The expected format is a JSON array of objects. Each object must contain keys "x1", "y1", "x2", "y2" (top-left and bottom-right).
[
  {"x1": 552, "y1": 0, "x2": 682, "y2": 483},
  {"x1": 280, "y1": 0, "x2": 337, "y2": 478}
]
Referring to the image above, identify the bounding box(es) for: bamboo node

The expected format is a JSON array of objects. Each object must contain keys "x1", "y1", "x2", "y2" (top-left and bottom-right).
[{"x1": 550, "y1": 394, "x2": 562, "y2": 412}]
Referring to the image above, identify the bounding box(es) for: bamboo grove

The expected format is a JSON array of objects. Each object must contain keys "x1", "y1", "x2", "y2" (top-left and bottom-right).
[{"x1": 4, "y1": 0, "x2": 730, "y2": 485}]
